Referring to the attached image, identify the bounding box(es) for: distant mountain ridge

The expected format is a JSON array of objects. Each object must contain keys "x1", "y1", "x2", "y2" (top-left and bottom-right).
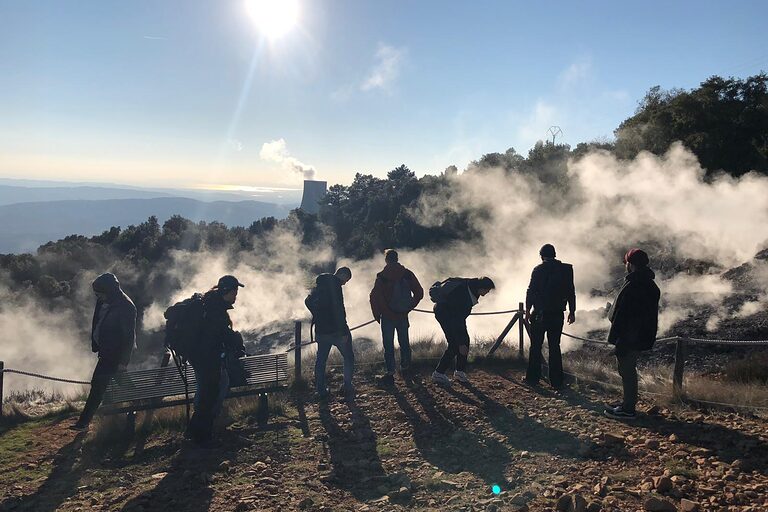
[{"x1": 0, "y1": 197, "x2": 290, "y2": 254}]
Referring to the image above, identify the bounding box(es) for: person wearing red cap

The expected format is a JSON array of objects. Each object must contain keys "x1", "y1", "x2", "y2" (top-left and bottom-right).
[{"x1": 605, "y1": 249, "x2": 660, "y2": 420}]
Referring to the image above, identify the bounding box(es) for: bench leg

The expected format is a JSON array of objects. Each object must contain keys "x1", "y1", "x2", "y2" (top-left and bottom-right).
[
  {"x1": 125, "y1": 410, "x2": 136, "y2": 434},
  {"x1": 256, "y1": 393, "x2": 269, "y2": 426}
]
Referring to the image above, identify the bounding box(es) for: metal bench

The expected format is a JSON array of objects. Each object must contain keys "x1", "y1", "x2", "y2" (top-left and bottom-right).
[{"x1": 99, "y1": 352, "x2": 289, "y2": 424}]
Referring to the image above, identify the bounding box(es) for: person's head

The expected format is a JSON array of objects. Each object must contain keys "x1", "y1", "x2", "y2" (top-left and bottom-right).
[
  {"x1": 539, "y1": 244, "x2": 556, "y2": 260},
  {"x1": 92, "y1": 272, "x2": 120, "y2": 303},
  {"x1": 384, "y1": 249, "x2": 398, "y2": 265},
  {"x1": 476, "y1": 276, "x2": 496, "y2": 297},
  {"x1": 335, "y1": 266, "x2": 352, "y2": 285},
  {"x1": 623, "y1": 248, "x2": 649, "y2": 273},
  {"x1": 215, "y1": 275, "x2": 245, "y2": 304}
]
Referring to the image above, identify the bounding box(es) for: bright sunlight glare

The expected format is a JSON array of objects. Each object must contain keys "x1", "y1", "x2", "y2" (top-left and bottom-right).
[{"x1": 245, "y1": 0, "x2": 300, "y2": 40}]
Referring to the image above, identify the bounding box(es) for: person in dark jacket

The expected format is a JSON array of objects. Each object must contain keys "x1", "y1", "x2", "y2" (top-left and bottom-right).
[
  {"x1": 186, "y1": 275, "x2": 245, "y2": 444},
  {"x1": 70, "y1": 273, "x2": 136, "y2": 431},
  {"x1": 604, "y1": 249, "x2": 660, "y2": 420},
  {"x1": 431, "y1": 277, "x2": 495, "y2": 385},
  {"x1": 306, "y1": 267, "x2": 354, "y2": 400},
  {"x1": 524, "y1": 244, "x2": 576, "y2": 390},
  {"x1": 369, "y1": 249, "x2": 424, "y2": 384}
]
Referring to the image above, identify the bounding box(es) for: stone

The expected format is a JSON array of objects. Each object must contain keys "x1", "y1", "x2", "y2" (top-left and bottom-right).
[
  {"x1": 587, "y1": 502, "x2": 602, "y2": 512},
  {"x1": 653, "y1": 476, "x2": 673, "y2": 493},
  {"x1": 643, "y1": 495, "x2": 677, "y2": 512},
  {"x1": 298, "y1": 497, "x2": 315, "y2": 510},
  {"x1": 644, "y1": 439, "x2": 660, "y2": 449},
  {"x1": 151, "y1": 472, "x2": 167, "y2": 480}
]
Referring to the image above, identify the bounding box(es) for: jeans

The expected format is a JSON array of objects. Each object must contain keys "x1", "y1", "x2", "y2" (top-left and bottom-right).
[
  {"x1": 526, "y1": 311, "x2": 565, "y2": 387},
  {"x1": 616, "y1": 350, "x2": 639, "y2": 413},
  {"x1": 194, "y1": 361, "x2": 229, "y2": 419},
  {"x1": 381, "y1": 317, "x2": 411, "y2": 374},
  {"x1": 315, "y1": 332, "x2": 355, "y2": 395},
  {"x1": 77, "y1": 358, "x2": 122, "y2": 425},
  {"x1": 435, "y1": 315, "x2": 470, "y2": 374}
]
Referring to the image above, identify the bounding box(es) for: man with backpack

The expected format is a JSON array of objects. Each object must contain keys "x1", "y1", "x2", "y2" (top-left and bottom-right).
[
  {"x1": 70, "y1": 273, "x2": 136, "y2": 431},
  {"x1": 369, "y1": 249, "x2": 424, "y2": 385},
  {"x1": 604, "y1": 249, "x2": 660, "y2": 420},
  {"x1": 306, "y1": 267, "x2": 355, "y2": 400},
  {"x1": 524, "y1": 244, "x2": 576, "y2": 390},
  {"x1": 183, "y1": 275, "x2": 246, "y2": 445},
  {"x1": 430, "y1": 276, "x2": 495, "y2": 385}
]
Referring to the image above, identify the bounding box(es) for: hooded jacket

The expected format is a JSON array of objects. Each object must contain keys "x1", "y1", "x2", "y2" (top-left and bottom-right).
[
  {"x1": 369, "y1": 262, "x2": 424, "y2": 321},
  {"x1": 608, "y1": 267, "x2": 661, "y2": 353},
  {"x1": 306, "y1": 273, "x2": 349, "y2": 336},
  {"x1": 91, "y1": 273, "x2": 137, "y2": 366},
  {"x1": 434, "y1": 278, "x2": 485, "y2": 322}
]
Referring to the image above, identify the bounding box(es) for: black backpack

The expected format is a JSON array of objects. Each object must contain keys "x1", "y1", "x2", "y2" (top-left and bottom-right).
[
  {"x1": 429, "y1": 278, "x2": 466, "y2": 304},
  {"x1": 164, "y1": 293, "x2": 206, "y2": 361},
  {"x1": 389, "y1": 274, "x2": 414, "y2": 313}
]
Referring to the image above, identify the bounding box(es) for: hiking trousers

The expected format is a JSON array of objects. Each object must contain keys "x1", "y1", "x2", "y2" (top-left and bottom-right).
[
  {"x1": 77, "y1": 357, "x2": 122, "y2": 426},
  {"x1": 435, "y1": 315, "x2": 470, "y2": 373},
  {"x1": 616, "y1": 350, "x2": 639, "y2": 413},
  {"x1": 187, "y1": 356, "x2": 222, "y2": 443},
  {"x1": 315, "y1": 332, "x2": 355, "y2": 395},
  {"x1": 381, "y1": 316, "x2": 411, "y2": 374},
  {"x1": 526, "y1": 311, "x2": 564, "y2": 387}
]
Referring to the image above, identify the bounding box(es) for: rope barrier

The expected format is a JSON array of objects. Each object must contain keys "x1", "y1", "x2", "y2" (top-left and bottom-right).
[
  {"x1": 2, "y1": 368, "x2": 90, "y2": 386},
  {"x1": 413, "y1": 308, "x2": 519, "y2": 316},
  {"x1": 561, "y1": 332, "x2": 611, "y2": 345},
  {"x1": 685, "y1": 337, "x2": 768, "y2": 346}
]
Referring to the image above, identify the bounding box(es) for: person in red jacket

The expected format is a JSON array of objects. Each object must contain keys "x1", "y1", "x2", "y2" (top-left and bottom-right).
[{"x1": 369, "y1": 249, "x2": 424, "y2": 384}]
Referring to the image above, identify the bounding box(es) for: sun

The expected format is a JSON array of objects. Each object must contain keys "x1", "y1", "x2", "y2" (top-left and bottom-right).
[{"x1": 245, "y1": 0, "x2": 300, "y2": 40}]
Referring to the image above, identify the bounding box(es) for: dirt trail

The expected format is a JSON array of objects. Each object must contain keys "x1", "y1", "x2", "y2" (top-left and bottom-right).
[{"x1": 1, "y1": 367, "x2": 767, "y2": 511}]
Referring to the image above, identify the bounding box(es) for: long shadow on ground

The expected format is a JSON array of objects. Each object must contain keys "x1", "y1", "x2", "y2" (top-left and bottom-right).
[
  {"x1": 392, "y1": 373, "x2": 512, "y2": 487},
  {"x1": 0, "y1": 431, "x2": 87, "y2": 512},
  {"x1": 317, "y1": 397, "x2": 387, "y2": 501}
]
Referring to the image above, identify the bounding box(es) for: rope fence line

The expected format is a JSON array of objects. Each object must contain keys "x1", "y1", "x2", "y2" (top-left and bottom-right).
[{"x1": 1, "y1": 368, "x2": 90, "y2": 386}]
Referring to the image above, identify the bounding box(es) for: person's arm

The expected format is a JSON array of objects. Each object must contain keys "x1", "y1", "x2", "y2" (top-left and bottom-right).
[
  {"x1": 409, "y1": 271, "x2": 424, "y2": 309},
  {"x1": 118, "y1": 303, "x2": 137, "y2": 367},
  {"x1": 525, "y1": 268, "x2": 539, "y2": 320},
  {"x1": 566, "y1": 265, "x2": 576, "y2": 324},
  {"x1": 369, "y1": 278, "x2": 382, "y2": 322},
  {"x1": 91, "y1": 301, "x2": 101, "y2": 353}
]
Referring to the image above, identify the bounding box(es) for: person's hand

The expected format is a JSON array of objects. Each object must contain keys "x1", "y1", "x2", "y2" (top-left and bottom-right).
[
  {"x1": 524, "y1": 310, "x2": 531, "y2": 323},
  {"x1": 567, "y1": 311, "x2": 576, "y2": 325},
  {"x1": 374, "y1": 316, "x2": 381, "y2": 324}
]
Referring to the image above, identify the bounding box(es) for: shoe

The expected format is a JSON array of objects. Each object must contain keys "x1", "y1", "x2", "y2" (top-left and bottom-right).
[
  {"x1": 431, "y1": 371, "x2": 450, "y2": 386},
  {"x1": 378, "y1": 374, "x2": 395, "y2": 387},
  {"x1": 338, "y1": 384, "x2": 355, "y2": 401},
  {"x1": 604, "y1": 405, "x2": 637, "y2": 420},
  {"x1": 521, "y1": 377, "x2": 539, "y2": 388},
  {"x1": 317, "y1": 388, "x2": 330, "y2": 401},
  {"x1": 453, "y1": 371, "x2": 469, "y2": 383},
  {"x1": 68, "y1": 422, "x2": 89, "y2": 432}
]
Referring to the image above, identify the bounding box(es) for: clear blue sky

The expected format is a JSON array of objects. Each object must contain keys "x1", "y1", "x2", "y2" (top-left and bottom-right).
[{"x1": 1, "y1": 0, "x2": 766, "y2": 189}]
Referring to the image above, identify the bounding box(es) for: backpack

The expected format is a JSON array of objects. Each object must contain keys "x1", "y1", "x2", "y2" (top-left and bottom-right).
[
  {"x1": 389, "y1": 274, "x2": 414, "y2": 313},
  {"x1": 429, "y1": 278, "x2": 466, "y2": 304},
  {"x1": 163, "y1": 293, "x2": 206, "y2": 361}
]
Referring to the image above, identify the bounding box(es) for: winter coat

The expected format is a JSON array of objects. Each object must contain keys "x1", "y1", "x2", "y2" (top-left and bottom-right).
[
  {"x1": 434, "y1": 278, "x2": 483, "y2": 323},
  {"x1": 369, "y1": 262, "x2": 424, "y2": 321},
  {"x1": 607, "y1": 267, "x2": 661, "y2": 354},
  {"x1": 525, "y1": 259, "x2": 576, "y2": 314},
  {"x1": 306, "y1": 273, "x2": 349, "y2": 336},
  {"x1": 91, "y1": 290, "x2": 137, "y2": 366},
  {"x1": 200, "y1": 290, "x2": 245, "y2": 359}
]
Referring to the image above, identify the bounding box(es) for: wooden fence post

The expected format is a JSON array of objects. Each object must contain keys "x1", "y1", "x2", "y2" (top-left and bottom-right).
[
  {"x1": 518, "y1": 302, "x2": 525, "y2": 360},
  {"x1": 294, "y1": 321, "x2": 303, "y2": 382},
  {"x1": 673, "y1": 337, "x2": 687, "y2": 398},
  {"x1": 0, "y1": 361, "x2": 4, "y2": 418}
]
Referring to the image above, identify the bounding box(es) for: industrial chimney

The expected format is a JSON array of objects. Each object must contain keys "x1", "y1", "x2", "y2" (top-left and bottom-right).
[{"x1": 299, "y1": 180, "x2": 327, "y2": 214}]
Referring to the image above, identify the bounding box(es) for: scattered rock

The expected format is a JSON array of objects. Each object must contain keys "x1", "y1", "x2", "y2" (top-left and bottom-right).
[
  {"x1": 556, "y1": 493, "x2": 587, "y2": 512},
  {"x1": 680, "y1": 499, "x2": 700, "y2": 512},
  {"x1": 653, "y1": 476, "x2": 673, "y2": 493},
  {"x1": 643, "y1": 495, "x2": 677, "y2": 512},
  {"x1": 150, "y1": 472, "x2": 167, "y2": 480},
  {"x1": 298, "y1": 497, "x2": 315, "y2": 510}
]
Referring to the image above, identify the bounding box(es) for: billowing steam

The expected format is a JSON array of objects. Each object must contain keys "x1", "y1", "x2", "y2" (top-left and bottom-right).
[
  {"x1": 260, "y1": 138, "x2": 316, "y2": 180},
  {"x1": 3, "y1": 143, "x2": 768, "y2": 394}
]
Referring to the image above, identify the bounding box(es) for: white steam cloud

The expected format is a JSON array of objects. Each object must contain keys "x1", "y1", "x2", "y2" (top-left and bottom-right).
[{"x1": 260, "y1": 138, "x2": 316, "y2": 180}]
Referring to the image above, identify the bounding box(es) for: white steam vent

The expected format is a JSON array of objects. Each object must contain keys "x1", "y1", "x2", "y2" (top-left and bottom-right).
[{"x1": 299, "y1": 180, "x2": 327, "y2": 214}]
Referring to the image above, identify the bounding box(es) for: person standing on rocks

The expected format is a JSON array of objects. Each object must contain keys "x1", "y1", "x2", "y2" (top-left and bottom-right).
[
  {"x1": 369, "y1": 249, "x2": 424, "y2": 385},
  {"x1": 430, "y1": 277, "x2": 495, "y2": 385},
  {"x1": 70, "y1": 273, "x2": 136, "y2": 431},
  {"x1": 523, "y1": 244, "x2": 576, "y2": 390},
  {"x1": 186, "y1": 275, "x2": 246, "y2": 445},
  {"x1": 605, "y1": 249, "x2": 660, "y2": 420},
  {"x1": 306, "y1": 267, "x2": 355, "y2": 400}
]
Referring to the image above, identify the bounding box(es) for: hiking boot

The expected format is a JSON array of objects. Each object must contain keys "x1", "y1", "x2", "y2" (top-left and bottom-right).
[
  {"x1": 377, "y1": 374, "x2": 395, "y2": 387},
  {"x1": 68, "y1": 422, "x2": 89, "y2": 432},
  {"x1": 431, "y1": 371, "x2": 450, "y2": 386},
  {"x1": 317, "y1": 388, "x2": 330, "y2": 401},
  {"x1": 604, "y1": 405, "x2": 637, "y2": 420},
  {"x1": 338, "y1": 384, "x2": 355, "y2": 401},
  {"x1": 521, "y1": 377, "x2": 539, "y2": 388},
  {"x1": 453, "y1": 370, "x2": 470, "y2": 383}
]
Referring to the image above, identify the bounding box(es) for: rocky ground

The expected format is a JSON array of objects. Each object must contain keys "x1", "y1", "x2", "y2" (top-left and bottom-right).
[{"x1": 1, "y1": 365, "x2": 767, "y2": 512}]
